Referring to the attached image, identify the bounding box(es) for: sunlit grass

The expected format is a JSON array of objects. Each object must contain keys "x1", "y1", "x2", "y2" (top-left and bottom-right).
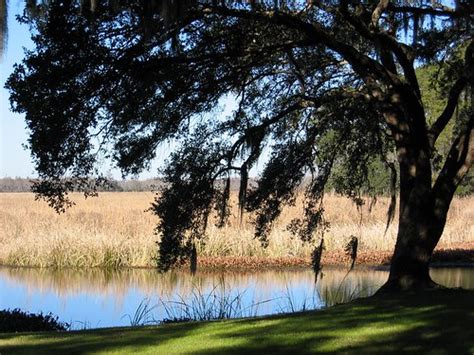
[
  {"x1": 0, "y1": 192, "x2": 472, "y2": 268},
  {"x1": 1, "y1": 289, "x2": 473, "y2": 354}
]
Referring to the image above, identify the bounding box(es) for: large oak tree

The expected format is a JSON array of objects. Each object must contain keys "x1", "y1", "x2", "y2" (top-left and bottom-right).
[{"x1": 6, "y1": 0, "x2": 473, "y2": 291}]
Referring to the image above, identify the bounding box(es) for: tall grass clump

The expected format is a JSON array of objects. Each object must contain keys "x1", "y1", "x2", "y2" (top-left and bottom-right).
[
  {"x1": 158, "y1": 281, "x2": 265, "y2": 322},
  {"x1": 123, "y1": 298, "x2": 158, "y2": 327},
  {"x1": 152, "y1": 280, "x2": 324, "y2": 324},
  {"x1": 277, "y1": 284, "x2": 321, "y2": 313},
  {"x1": 130, "y1": 278, "x2": 364, "y2": 326}
]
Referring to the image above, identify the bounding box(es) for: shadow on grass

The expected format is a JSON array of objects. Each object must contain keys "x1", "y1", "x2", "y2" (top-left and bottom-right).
[{"x1": 1, "y1": 289, "x2": 473, "y2": 354}]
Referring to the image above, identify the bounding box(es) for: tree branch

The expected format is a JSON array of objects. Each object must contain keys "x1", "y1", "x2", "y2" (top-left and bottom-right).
[
  {"x1": 200, "y1": 5, "x2": 401, "y2": 87},
  {"x1": 387, "y1": 4, "x2": 472, "y2": 18},
  {"x1": 227, "y1": 100, "x2": 312, "y2": 162},
  {"x1": 433, "y1": 115, "x2": 474, "y2": 207},
  {"x1": 428, "y1": 75, "x2": 468, "y2": 148},
  {"x1": 338, "y1": 4, "x2": 420, "y2": 98},
  {"x1": 428, "y1": 40, "x2": 473, "y2": 149},
  {"x1": 285, "y1": 48, "x2": 306, "y2": 94},
  {"x1": 371, "y1": 0, "x2": 390, "y2": 29}
]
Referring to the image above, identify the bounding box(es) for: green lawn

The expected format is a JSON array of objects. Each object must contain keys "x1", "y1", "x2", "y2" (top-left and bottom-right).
[{"x1": 1, "y1": 289, "x2": 473, "y2": 354}]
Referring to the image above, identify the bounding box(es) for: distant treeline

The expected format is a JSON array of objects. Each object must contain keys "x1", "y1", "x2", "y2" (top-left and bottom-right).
[
  {"x1": 0, "y1": 177, "x2": 249, "y2": 193},
  {"x1": 0, "y1": 177, "x2": 162, "y2": 193},
  {"x1": 1, "y1": 176, "x2": 472, "y2": 195}
]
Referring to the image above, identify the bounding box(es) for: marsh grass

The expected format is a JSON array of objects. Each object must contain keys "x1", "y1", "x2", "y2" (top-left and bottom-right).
[
  {"x1": 120, "y1": 281, "x2": 268, "y2": 325},
  {"x1": 135, "y1": 280, "x2": 321, "y2": 325},
  {"x1": 123, "y1": 298, "x2": 158, "y2": 327},
  {"x1": 70, "y1": 320, "x2": 94, "y2": 331},
  {"x1": 277, "y1": 284, "x2": 319, "y2": 313},
  {"x1": 158, "y1": 284, "x2": 253, "y2": 322},
  {"x1": 0, "y1": 192, "x2": 472, "y2": 268}
]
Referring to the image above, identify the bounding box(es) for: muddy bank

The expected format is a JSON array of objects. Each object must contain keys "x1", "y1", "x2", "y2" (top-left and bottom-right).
[{"x1": 191, "y1": 243, "x2": 474, "y2": 271}]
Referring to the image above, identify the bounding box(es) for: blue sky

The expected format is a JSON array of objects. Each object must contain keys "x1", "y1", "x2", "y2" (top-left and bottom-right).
[{"x1": 0, "y1": 1, "x2": 34, "y2": 178}]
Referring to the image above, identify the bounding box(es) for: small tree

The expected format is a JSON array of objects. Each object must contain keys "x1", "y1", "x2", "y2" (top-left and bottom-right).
[{"x1": 6, "y1": 0, "x2": 473, "y2": 292}]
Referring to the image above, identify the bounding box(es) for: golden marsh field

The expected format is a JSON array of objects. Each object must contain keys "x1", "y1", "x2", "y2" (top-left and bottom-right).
[{"x1": 0, "y1": 192, "x2": 473, "y2": 268}]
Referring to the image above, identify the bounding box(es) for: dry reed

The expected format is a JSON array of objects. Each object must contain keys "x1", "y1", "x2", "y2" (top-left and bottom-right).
[{"x1": 0, "y1": 192, "x2": 472, "y2": 268}]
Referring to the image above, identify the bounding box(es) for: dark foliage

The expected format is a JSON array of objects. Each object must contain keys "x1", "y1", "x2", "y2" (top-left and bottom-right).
[
  {"x1": 160, "y1": 317, "x2": 193, "y2": 325},
  {"x1": 311, "y1": 238, "x2": 325, "y2": 283},
  {"x1": 0, "y1": 308, "x2": 69, "y2": 333},
  {"x1": 344, "y1": 236, "x2": 358, "y2": 271}
]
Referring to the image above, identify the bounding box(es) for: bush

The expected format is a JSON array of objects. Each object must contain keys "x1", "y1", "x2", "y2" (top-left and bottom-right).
[{"x1": 0, "y1": 309, "x2": 69, "y2": 333}]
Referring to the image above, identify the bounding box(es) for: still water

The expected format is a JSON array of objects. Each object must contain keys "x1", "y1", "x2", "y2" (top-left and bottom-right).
[{"x1": 0, "y1": 266, "x2": 473, "y2": 329}]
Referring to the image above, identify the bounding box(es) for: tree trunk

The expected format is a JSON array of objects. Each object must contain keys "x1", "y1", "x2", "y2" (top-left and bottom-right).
[
  {"x1": 378, "y1": 156, "x2": 454, "y2": 293},
  {"x1": 378, "y1": 125, "x2": 448, "y2": 293},
  {"x1": 379, "y1": 210, "x2": 442, "y2": 292}
]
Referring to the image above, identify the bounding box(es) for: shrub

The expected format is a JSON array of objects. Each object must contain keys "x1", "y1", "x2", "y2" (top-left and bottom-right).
[{"x1": 0, "y1": 309, "x2": 69, "y2": 333}]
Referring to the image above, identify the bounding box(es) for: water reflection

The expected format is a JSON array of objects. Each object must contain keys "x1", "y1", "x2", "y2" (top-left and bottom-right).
[
  {"x1": 0, "y1": 266, "x2": 471, "y2": 328},
  {"x1": 431, "y1": 267, "x2": 474, "y2": 289}
]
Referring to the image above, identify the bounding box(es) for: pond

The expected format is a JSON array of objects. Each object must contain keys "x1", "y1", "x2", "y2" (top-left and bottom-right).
[{"x1": 0, "y1": 266, "x2": 473, "y2": 329}]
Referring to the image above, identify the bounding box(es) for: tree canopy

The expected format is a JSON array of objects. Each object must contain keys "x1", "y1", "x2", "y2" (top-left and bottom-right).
[{"x1": 6, "y1": 1, "x2": 473, "y2": 289}]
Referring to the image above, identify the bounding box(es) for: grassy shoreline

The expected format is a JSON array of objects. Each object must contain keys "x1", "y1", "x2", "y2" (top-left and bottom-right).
[
  {"x1": 1, "y1": 289, "x2": 473, "y2": 354},
  {"x1": 1, "y1": 192, "x2": 473, "y2": 269},
  {"x1": 0, "y1": 247, "x2": 472, "y2": 271}
]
